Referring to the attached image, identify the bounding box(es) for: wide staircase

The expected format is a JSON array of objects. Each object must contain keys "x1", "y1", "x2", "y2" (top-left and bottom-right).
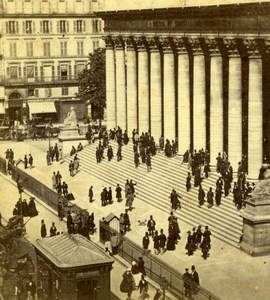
[{"x1": 64, "y1": 141, "x2": 243, "y2": 247}]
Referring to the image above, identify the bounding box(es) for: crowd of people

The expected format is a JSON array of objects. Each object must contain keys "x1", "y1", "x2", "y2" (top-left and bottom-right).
[
  {"x1": 13, "y1": 196, "x2": 38, "y2": 218},
  {"x1": 46, "y1": 143, "x2": 62, "y2": 166}
]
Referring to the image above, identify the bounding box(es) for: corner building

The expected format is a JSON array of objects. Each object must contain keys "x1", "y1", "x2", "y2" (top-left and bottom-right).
[
  {"x1": 0, "y1": 0, "x2": 104, "y2": 124},
  {"x1": 98, "y1": 2, "x2": 270, "y2": 178}
]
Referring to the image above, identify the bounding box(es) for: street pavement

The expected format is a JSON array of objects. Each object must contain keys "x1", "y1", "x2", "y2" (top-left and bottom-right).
[{"x1": 1, "y1": 138, "x2": 270, "y2": 300}]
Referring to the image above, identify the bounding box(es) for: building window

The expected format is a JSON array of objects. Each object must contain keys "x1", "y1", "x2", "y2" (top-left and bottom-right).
[
  {"x1": 7, "y1": 21, "x2": 17, "y2": 34},
  {"x1": 25, "y1": 21, "x2": 32, "y2": 33},
  {"x1": 93, "y1": 41, "x2": 99, "y2": 51},
  {"x1": 60, "y1": 41, "x2": 67, "y2": 56},
  {"x1": 9, "y1": 66, "x2": 18, "y2": 78},
  {"x1": 62, "y1": 86, "x2": 68, "y2": 95},
  {"x1": 26, "y1": 42, "x2": 33, "y2": 57},
  {"x1": 59, "y1": 20, "x2": 66, "y2": 33},
  {"x1": 75, "y1": 63, "x2": 85, "y2": 78},
  {"x1": 26, "y1": 66, "x2": 35, "y2": 78},
  {"x1": 28, "y1": 88, "x2": 35, "y2": 97},
  {"x1": 60, "y1": 65, "x2": 68, "y2": 80},
  {"x1": 9, "y1": 42, "x2": 17, "y2": 57},
  {"x1": 77, "y1": 41, "x2": 84, "y2": 55},
  {"x1": 92, "y1": 20, "x2": 99, "y2": 33},
  {"x1": 75, "y1": 20, "x2": 83, "y2": 33},
  {"x1": 42, "y1": 20, "x2": 49, "y2": 33},
  {"x1": 43, "y1": 42, "x2": 50, "y2": 57}
]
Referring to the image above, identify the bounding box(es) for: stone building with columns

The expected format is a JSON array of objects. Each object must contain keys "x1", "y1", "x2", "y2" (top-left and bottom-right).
[{"x1": 97, "y1": 1, "x2": 270, "y2": 178}]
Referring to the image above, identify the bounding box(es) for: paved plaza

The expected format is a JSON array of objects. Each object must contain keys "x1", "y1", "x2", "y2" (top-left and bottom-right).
[{"x1": 1, "y1": 138, "x2": 270, "y2": 300}]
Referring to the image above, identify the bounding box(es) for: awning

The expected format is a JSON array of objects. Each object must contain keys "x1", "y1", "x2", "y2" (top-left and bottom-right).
[{"x1": 28, "y1": 101, "x2": 56, "y2": 116}]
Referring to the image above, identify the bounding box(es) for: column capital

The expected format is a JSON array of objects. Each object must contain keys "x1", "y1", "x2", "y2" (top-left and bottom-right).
[
  {"x1": 123, "y1": 36, "x2": 136, "y2": 50},
  {"x1": 224, "y1": 38, "x2": 239, "y2": 56},
  {"x1": 159, "y1": 37, "x2": 174, "y2": 52},
  {"x1": 243, "y1": 39, "x2": 261, "y2": 57},
  {"x1": 204, "y1": 38, "x2": 221, "y2": 55},
  {"x1": 134, "y1": 36, "x2": 147, "y2": 50},
  {"x1": 174, "y1": 37, "x2": 187, "y2": 54},
  {"x1": 102, "y1": 35, "x2": 114, "y2": 48},
  {"x1": 188, "y1": 37, "x2": 203, "y2": 54},
  {"x1": 146, "y1": 37, "x2": 159, "y2": 51},
  {"x1": 112, "y1": 36, "x2": 124, "y2": 49}
]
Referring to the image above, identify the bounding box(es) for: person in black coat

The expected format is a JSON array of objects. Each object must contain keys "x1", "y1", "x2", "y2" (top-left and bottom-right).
[
  {"x1": 24, "y1": 154, "x2": 28, "y2": 169},
  {"x1": 186, "y1": 172, "x2": 192, "y2": 192},
  {"x1": 40, "y1": 219, "x2": 47, "y2": 238},
  {"x1": 153, "y1": 230, "x2": 160, "y2": 254},
  {"x1": 142, "y1": 232, "x2": 150, "y2": 253},
  {"x1": 215, "y1": 187, "x2": 222, "y2": 206},
  {"x1": 107, "y1": 187, "x2": 112, "y2": 204},
  {"x1": 115, "y1": 184, "x2": 122, "y2": 202},
  {"x1": 185, "y1": 231, "x2": 195, "y2": 256},
  {"x1": 159, "y1": 229, "x2": 167, "y2": 255},
  {"x1": 183, "y1": 268, "x2": 192, "y2": 298},
  {"x1": 28, "y1": 197, "x2": 38, "y2": 217},
  {"x1": 147, "y1": 215, "x2": 156, "y2": 238},
  {"x1": 198, "y1": 185, "x2": 205, "y2": 207},
  {"x1": 207, "y1": 187, "x2": 214, "y2": 208},
  {"x1": 191, "y1": 265, "x2": 200, "y2": 294},
  {"x1": 88, "y1": 186, "x2": 94, "y2": 202}
]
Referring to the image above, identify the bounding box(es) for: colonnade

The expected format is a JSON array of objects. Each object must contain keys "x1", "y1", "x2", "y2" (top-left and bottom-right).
[{"x1": 104, "y1": 35, "x2": 264, "y2": 177}]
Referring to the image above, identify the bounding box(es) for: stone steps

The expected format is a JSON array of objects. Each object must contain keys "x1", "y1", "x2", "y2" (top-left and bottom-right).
[{"x1": 65, "y1": 141, "x2": 243, "y2": 247}]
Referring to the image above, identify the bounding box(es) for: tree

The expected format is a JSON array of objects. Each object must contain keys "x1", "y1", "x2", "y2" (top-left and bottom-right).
[{"x1": 77, "y1": 48, "x2": 106, "y2": 124}]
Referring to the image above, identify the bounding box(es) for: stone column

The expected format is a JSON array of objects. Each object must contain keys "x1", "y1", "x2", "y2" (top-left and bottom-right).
[
  {"x1": 245, "y1": 39, "x2": 263, "y2": 178},
  {"x1": 225, "y1": 39, "x2": 242, "y2": 170},
  {"x1": 175, "y1": 38, "x2": 190, "y2": 154},
  {"x1": 114, "y1": 36, "x2": 127, "y2": 130},
  {"x1": 137, "y1": 37, "x2": 150, "y2": 133},
  {"x1": 207, "y1": 38, "x2": 224, "y2": 163},
  {"x1": 161, "y1": 37, "x2": 176, "y2": 142},
  {"x1": 148, "y1": 37, "x2": 162, "y2": 143},
  {"x1": 190, "y1": 38, "x2": 206, "y2": 151},
  {"x1": 104, "y1": 36, "x2": 116, "y2": 130},
  {"x1": 125, "y1": 37, "x2": 138, "y2": 136}
]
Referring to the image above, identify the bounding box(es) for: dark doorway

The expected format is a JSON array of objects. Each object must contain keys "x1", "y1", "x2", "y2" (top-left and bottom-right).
[{"x1": 77, "y1": 280, "x2": 98, "y2": 300}]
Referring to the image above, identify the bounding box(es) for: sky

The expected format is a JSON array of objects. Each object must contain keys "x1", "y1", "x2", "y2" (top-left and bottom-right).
[{"x1": 102, "y1": 0, "x2": 270, "y2": 11}]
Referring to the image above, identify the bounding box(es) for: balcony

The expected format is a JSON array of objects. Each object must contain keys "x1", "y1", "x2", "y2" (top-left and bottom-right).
[{"x1": 3, "y1": 75, "x2": 80, "y2": 86}]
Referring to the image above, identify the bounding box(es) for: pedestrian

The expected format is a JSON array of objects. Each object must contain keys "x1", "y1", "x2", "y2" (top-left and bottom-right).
[
  {"x1": 55, "y1": 171, "x2": 62, "y2": 186},
  {"x1": 186, "y1": 172, "x2": 192, "y2": 192},
  {"x1": 73, "y1": 156, "x2": 80, "y2": 174},
  {"x1": 115, "y1": 184, "x2": 122, "y2": 202},
  {"x1": 146, "y1": 154, "x2": 151, "y2": 172},
  {"x1": 62, "y1": 181, "x2": 68, "y2": 197},
  {"x1": 54, "y1": 143, "x2": 59, "y2": 161},
  {"x1": 119, "y1": 213, "x2": 125, "y2": 234},
  {"x1": 153, "y1": 288, "x2": 163, "y2": 300},
  {"x1": 137, "y1": 257, "x2": 146, "y2": 276},
  {"x1": 28, "y1": 197, "x2": 38, "y2": 217},
  {"x1": 24, "y1": 154, "x2": 28, "y2": 169},
  {"x1": 117, "y1": 144, "x2": 122, "y2": 161},
  {"x1": 147, "y1": 215, "x2": 156, "y2": 238},
  {"x1": 215, "y1": 187, "x2": 222, "y2": 206},
  {"x1": 104, "y1": 238, "x2": 113, "y2": 256},
  {"x1": 159, "y1": 229, "x2": 167, "y2": 255},
  {"x1": 89, "y1": 185, "x2": 94, "y2": 202},
  {"x1": 153, "y1": 230, "x2": 160, "y2": 255},
  {"x1": 185, "y1": 231, "x2": 195, "y2": 256},
  {"x1": 22, "y1": 199, "x2": 28, "y2": 217},
  {"x1": 134, "y1": 151, "x2": 140, "y2": 168},
  {"x1": 59, "y1": 148, "x2": 63, "y2": 161},
  {"x1": 69, "y1": 160, "x2": 74, "y2": 176},
  {"x1": 123, "y1": 209, "x2": 131, "y2": 232},
  {"x1": 110, "y1": 232, "x2": 121, "y2": 255},
  {"x1": 190, "y1": 265, "x2": 200, "y2": 295},
  {"x1": 108, "y1": 187, "x2": 113, "y2": 204},
  {"x1": 28, "y1": 154, "x2": 33, "y2": 168},
  {"x1": 52, "y1": 172, "x2": 56, "y2": 189},
  {"x1": 120, "y1": 268, "x2": 136, "y2": 300},
  {"x1": 198, "y1": 185, "x2": 205, "y2": 207},
  {"x1": 57, "y1": 200, "x2": 63, "y2": 220},
  {"x1": 40, "y1": 219, "x2": 47, "y2": 238},
  {"x1": 137, "y1": 275, "x2": 149, "y2": 300},
  {"x1": 142, "y1": 232, "x2": 150, "y2": 254},
  {"x1": 207, "y1": 187, "x2": 214, "y2": 208},
  {"x1": 183, "y1": 268, "x2": 192, "y2": 298},
  {"x1": 46, "y1": 150, "x2": 51, "y2": 166},
  {"x1": 50, "y1": 222, "x2": 57, "y2": 237}
]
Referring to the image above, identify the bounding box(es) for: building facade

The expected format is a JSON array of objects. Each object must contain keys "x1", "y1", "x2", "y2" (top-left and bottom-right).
[
  {"x1": 0, "y1": 0, "x2": 104, "y2": 124},
  {"x1": 98, "y1": 2, "x2": 270, "y2": 177}
]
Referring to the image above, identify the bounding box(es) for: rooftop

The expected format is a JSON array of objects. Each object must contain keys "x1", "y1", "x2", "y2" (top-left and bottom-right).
[{"x1": 34, "y1": 233, "x2": 114, "y2": 268}]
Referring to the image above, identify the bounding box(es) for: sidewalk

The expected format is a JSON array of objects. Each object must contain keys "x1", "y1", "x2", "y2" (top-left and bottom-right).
[{"x1": 1, "y1": 139, "x2": 270, "y2": 300}]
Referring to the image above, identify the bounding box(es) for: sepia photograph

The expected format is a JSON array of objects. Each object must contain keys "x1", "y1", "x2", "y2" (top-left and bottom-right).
[{"x1": 0, "y1": 0, "x2": 270, "y2": 299}]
